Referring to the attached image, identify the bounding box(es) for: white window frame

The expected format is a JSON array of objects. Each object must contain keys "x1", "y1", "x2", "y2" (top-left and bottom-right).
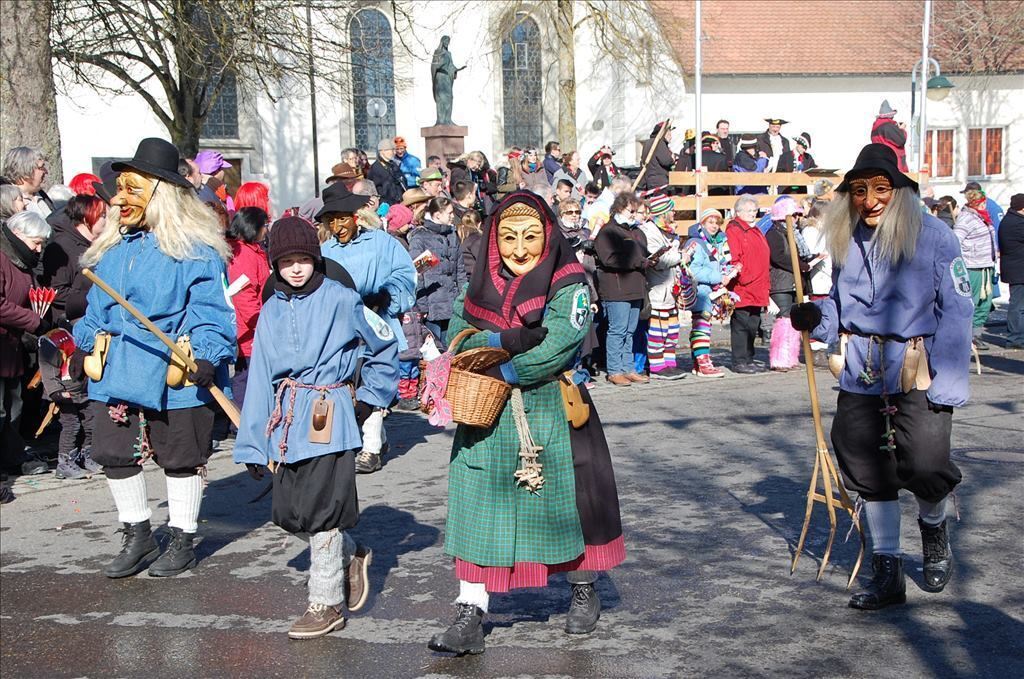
[
  {"x1": 966, "y1": 126, "x2": 1005, "y2": 179},
  {"x1": 925, "y1": 128, "x2": 955, "y2": 179}
]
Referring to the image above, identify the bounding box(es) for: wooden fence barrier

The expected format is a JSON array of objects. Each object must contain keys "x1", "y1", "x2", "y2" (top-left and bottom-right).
[{"x1": 666, "y1": 169, "x2": 931, "y2": 212}]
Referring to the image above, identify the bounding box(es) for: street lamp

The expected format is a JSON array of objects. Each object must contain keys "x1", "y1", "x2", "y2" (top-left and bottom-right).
[{"x1": 926, "y1": 74, "x2": 954, "y2": 101}]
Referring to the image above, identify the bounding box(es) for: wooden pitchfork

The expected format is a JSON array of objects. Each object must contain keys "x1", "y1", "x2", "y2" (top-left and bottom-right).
[
  {"x1": 631, "y1": 118, "x2": 671, "y2": 192},
  {"x1": 82, "y1": 268, "x2": 275, "y2": 474},
  {"x1": 783, "y1": 215, "x2": 864, "y2": 587}
]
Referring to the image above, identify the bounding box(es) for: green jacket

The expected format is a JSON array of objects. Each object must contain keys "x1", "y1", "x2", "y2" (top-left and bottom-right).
[{"x1": 443, "y1": 283, "x2": 593, "y2": 566}]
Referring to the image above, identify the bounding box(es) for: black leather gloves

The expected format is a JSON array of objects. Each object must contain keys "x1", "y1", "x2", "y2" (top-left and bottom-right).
[
  {"x1": 790, "y1": 302, "x2": 822, "y2": 331},
  {"x1": 188, "y1": 359, "x2": 216, "y2": 388},
  {"x1": 362, "y1": 288, "x2": 392, "y2": 312},
  {"x1": 499, "y1": 326, "x2": 549, "y2": 356}
]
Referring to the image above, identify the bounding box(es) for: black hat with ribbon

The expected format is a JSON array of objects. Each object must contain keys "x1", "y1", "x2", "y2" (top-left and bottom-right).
[
  {"x1": 836, "y1": 143, "x2": 918, "y2": 193},
  {"x1": 110, "y1": 138, "x2": 193, "y2": 189},
  {"x1": 315, "y1": 181, "x2": 370, "y2": 220}
]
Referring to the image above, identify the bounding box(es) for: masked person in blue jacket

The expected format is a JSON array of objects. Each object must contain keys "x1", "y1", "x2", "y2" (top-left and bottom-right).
[
  {"x1": 234, "y1": 217, "x2": 398, "y2": 640},
  {"x1": 791, "y1": 144, "x2": 973, "y2": 611},
  {"x1": 71, "y1": 138, "x2": 236, "y2": 579},
  {"x1": 319, "y1": 181, "x2": 415, "y2": 474}
]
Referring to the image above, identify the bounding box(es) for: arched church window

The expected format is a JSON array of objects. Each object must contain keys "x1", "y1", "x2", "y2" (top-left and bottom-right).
[
  {"x1": 501, "y1": 14, "x2": 542, "y2": 149},
  {"x1": 350, "y1": 8, "x2": 397, "y2": 152}
]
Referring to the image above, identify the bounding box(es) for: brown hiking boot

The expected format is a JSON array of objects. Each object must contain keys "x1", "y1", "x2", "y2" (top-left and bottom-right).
[
  {"x1": 287, "y1": 603, "x2": 345, "y2": 640},
  {"x1": 625, "y1": 372, "x2": 650, "y2": 384},
  {"x1": 606, "y1": 374, "x2": 632, "y2": 386},
  {"x1": 346, "y1": 545, "x2": 372, "y2": 612}
]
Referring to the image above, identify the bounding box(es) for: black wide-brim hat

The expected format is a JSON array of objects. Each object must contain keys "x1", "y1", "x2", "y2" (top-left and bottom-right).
[
  {"x1": 91, "y1": 161, "x2": 119, "y2": 204},
  {"x1": 110, "y1": 138, "x2": 193, "y2": 189},
  {"x1": 837, "y1": 143, "x2": 918, "y2": 194},
  {"x1": 316, "y1": 181, "x2": 370, "y2": 220}
]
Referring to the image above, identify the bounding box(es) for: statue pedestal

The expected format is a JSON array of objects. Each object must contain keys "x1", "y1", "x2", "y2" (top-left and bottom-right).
[{"x1": 421, "y1": 125, "x2": 469, "y2": 161}]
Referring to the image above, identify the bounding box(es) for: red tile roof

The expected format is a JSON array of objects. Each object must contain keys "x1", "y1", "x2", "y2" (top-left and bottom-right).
[{"x1": 650, "y1": 0, "x2": 1024, "y2": 76}]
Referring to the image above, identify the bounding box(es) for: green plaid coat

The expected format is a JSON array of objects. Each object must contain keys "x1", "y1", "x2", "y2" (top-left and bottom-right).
[{"x1": 444, "y1": 283, "x2": 593, "y2": 566}]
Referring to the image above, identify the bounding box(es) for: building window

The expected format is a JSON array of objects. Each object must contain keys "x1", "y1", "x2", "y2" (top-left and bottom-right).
[
  {"x1": 202, "y1": 72, "x2": 239, "y2": 139},
  {"x1": 501, "y1": 14, "x2": 542, "y2": 149},
  {"x1": 924, "y1": 129, "x2": 954, "y2": 178},
  {"x1": 968, "y1": 127, "x2": 1003, "y2": 177},
  {"x1": 350, "y1": 8, "x2": 396, "y2": 153}
]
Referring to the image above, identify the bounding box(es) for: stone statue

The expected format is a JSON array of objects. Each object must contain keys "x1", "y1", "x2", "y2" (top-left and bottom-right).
[{"x1": 431, "y1": 35, "x2": 465, "y2": 126}]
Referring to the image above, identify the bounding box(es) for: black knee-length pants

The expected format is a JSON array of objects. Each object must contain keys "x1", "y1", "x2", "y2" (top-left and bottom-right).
[{"x1": 831, "y1": 389, "x2": 962, "y2": 503}]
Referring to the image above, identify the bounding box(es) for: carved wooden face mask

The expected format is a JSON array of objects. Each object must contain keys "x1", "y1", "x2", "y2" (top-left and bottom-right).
[
  {"x1": 111, "y1": 171, "x2": 157, "y2": 227},
  {"x1": 498, "y1": 213, "x2": 545, "y2": 276},
  {"x1": 325, "y1": 213, "x2": 357, "y2": 243},
  {"x1": 849, "y1": 174, "x2": 894, "y2": 227}
]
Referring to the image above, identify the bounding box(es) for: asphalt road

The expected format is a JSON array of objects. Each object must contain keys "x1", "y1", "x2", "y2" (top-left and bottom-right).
[{"x1": 2, "y1": 345, "x2": 1022, "y2": 678}]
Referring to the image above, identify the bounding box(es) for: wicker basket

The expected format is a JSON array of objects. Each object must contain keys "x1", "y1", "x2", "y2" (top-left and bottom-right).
[{"x1": 420, "y1": 329, "x2": 511, "y2": 428}]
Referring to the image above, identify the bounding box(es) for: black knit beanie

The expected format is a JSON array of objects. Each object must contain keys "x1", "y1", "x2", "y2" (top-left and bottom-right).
[{"x1": 268, "y1": 216, "x2": 321, "y2": 264}]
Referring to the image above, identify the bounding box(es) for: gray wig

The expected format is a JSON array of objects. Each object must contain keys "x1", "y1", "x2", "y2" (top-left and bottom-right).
[{"x1": 821, "y1": 187, "x2": 922, "y2": 268}]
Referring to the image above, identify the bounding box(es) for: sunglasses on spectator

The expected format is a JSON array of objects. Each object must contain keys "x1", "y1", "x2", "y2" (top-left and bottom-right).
[{"x1": 562, "y1": 209, "x2": 581, "y2": 215}]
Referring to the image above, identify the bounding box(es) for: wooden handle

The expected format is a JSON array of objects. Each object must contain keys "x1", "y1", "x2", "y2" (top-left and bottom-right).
[
  {"x1": 81, "y1": 268, "x2": 241, "y2": 429},
  {"x1": 631, "y1": 117, "x2": 671, "y2": 192},
  {"x1": 783, "y1": 216, "x2": 827, "y2": 453}
]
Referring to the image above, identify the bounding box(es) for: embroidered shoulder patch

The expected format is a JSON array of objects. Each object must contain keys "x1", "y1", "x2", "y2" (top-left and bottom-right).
[
  {"x1": 363, "y1": 307, "x2": 394, "y2": 340},
  {"x1": 950, "y1": 257, "x2": 972, "y2": 297},
  {"x1": 570, "y1": 288, "x2": 590, "y2": 330}
]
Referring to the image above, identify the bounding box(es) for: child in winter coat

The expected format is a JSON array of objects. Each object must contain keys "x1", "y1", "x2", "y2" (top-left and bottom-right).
[
  {"x1": 38, "y1": 329, "x2": 100, "y2": 479},
  {"x1": 233, "y1": 217, "x2": 398, "y2": 640}
]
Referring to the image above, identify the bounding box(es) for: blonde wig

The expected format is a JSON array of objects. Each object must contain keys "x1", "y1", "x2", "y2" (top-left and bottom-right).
[
  {"x1": 81, "y1": 180, "x2": 230, "y2": 267},
  {"x1": 821, "y1": 186, "x2": 921, "y2": 268}
]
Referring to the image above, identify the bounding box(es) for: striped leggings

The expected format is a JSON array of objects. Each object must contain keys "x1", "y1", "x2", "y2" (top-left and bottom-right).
[
  {"x1": 690, "y1": 311, "x2": 713, "y2": 359},
  {"x1": 647, "y1": 305, "x2": 680, "y2": 371}
]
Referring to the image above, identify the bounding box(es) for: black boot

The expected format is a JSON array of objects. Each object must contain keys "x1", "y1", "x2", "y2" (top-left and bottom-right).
[
  {"x1": 148, "y1": 527, "x2": 198, "y2": 577},
  {"x1": 104, "y1": 520, "x2": 159, "y2": 578},
  {"x1": 428, "y1": 603, "x2": 485, "y2": 655},
  {"x1": 849, "y1": 553, "x2": 906, "y2": 610},
  {"x1": 919, "y1": 518, "x2": 954, "y2": 592},
  {"x1": 565, "y1": 583, "x2": 601, "y2": 634}
]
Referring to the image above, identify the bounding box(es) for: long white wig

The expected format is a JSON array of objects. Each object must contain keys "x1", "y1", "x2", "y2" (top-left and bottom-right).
[
  {"x1": 81, "y1": 180, "x2": 230, "y2": 267},
  {"x1": 821, "y1": 186, "x2": 922, "y2": 268}
]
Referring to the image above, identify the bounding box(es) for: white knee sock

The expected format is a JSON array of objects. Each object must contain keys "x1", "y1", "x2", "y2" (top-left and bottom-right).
[
  {"x1": 308, "y1": 529, "x2": 344, "y2": 607},
  {"x1": 107, "y1": 473, "x2": 151, "y2": 524},
  {"x1": 917, "y1": 497, "x2": 948, "y2": 526},
  {"x1": 165, "y1": 474, "x2": 204, "y2": 533},
  {"x1": 863, "y1": 500, "x2": 901, "y2": 555},
  {"x1": 361, "y1": 410, "x2": 385, "y2": 455},
  {"x1": 456, "y1": 580, "x2": 489, "y2": 613}
]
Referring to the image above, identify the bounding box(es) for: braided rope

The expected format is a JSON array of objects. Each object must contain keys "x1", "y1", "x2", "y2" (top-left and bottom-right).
[{"x1": 510, "y1": 387, "x2": 544, "y2": 494}]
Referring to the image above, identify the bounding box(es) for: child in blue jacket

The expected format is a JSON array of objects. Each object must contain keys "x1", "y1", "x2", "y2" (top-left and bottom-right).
[{"x1": 234, "y1": 217, "x2": 398, "y2": 640}]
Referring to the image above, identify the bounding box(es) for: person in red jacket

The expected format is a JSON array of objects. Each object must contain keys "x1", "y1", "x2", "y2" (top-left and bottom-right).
[
  {"x1": 226, "y1": 207, "x2": 271, "y2": 408},
  {"x1": 870, "y1": 100, "x2": 908, "y2": 172},
  {"x1": 725, "y1": 195, "x2": 771, "y2": 373}
]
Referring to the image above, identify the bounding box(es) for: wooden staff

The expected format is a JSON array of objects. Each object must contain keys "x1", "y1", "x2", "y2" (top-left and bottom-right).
[
  {"x1": 81, "y1": 267, "x2": 242, "y2": 430},
  {"x1": 631, "y1": 118, "x2": 671, "y2": 192},
  {"x1": 782, "y1": 215, "x2": 864, "y2": 587}
]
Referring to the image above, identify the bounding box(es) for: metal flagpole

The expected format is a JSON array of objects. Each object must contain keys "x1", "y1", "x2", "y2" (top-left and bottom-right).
[
  {"x1": 307, "y1": 1, "x2": 321, "y2": 196},
  {"x1": 918, "y1": 0, "x2": 931, "y2": 171},
  {"x1": 694, "y1": 0, "x2": 703, "y2": 214}
]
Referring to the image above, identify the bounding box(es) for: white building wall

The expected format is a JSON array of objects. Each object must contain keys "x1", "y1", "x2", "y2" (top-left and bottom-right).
[
  {"x1": 680, "y1": 74, "x2": 1022, "y2": 205},
  {"x1": 53, "y1": 9, "x2": 1021, "y2": 211}
]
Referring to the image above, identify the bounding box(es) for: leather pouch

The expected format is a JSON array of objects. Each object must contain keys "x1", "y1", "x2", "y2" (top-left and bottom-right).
[
  {"x1": 84, "y1": 332, "x2": 111, "y2": 381},
  {"x1": 308, "y1": 395, "x2": 334, "y2": 444},
  {"x1": 900, "y1": 337, "x2": 932, "y2": 393},
  {"x1": 828, "y1": 334, "x2": 848, "y2": 380},
  {"x1": 559, "y1": 371, "x2": 590, "y2": 429},
  {"x1": 166, "y1": 335, "x2": 194, "y2": 388}
]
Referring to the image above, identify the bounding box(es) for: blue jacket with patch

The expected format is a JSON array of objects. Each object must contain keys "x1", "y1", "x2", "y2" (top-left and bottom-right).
[
  {"x1": 321, "y1": 229, "x2": 416, "y2": 350},
  {"x1": 233, "y1": 279, "x2": 398, "y2": 465},
  {"x1": 811, "y1": 214, "x2": 974, "y2": 407},
  {"x1": 72, "y1": 231, "x2": 236, "y2": 410}
]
